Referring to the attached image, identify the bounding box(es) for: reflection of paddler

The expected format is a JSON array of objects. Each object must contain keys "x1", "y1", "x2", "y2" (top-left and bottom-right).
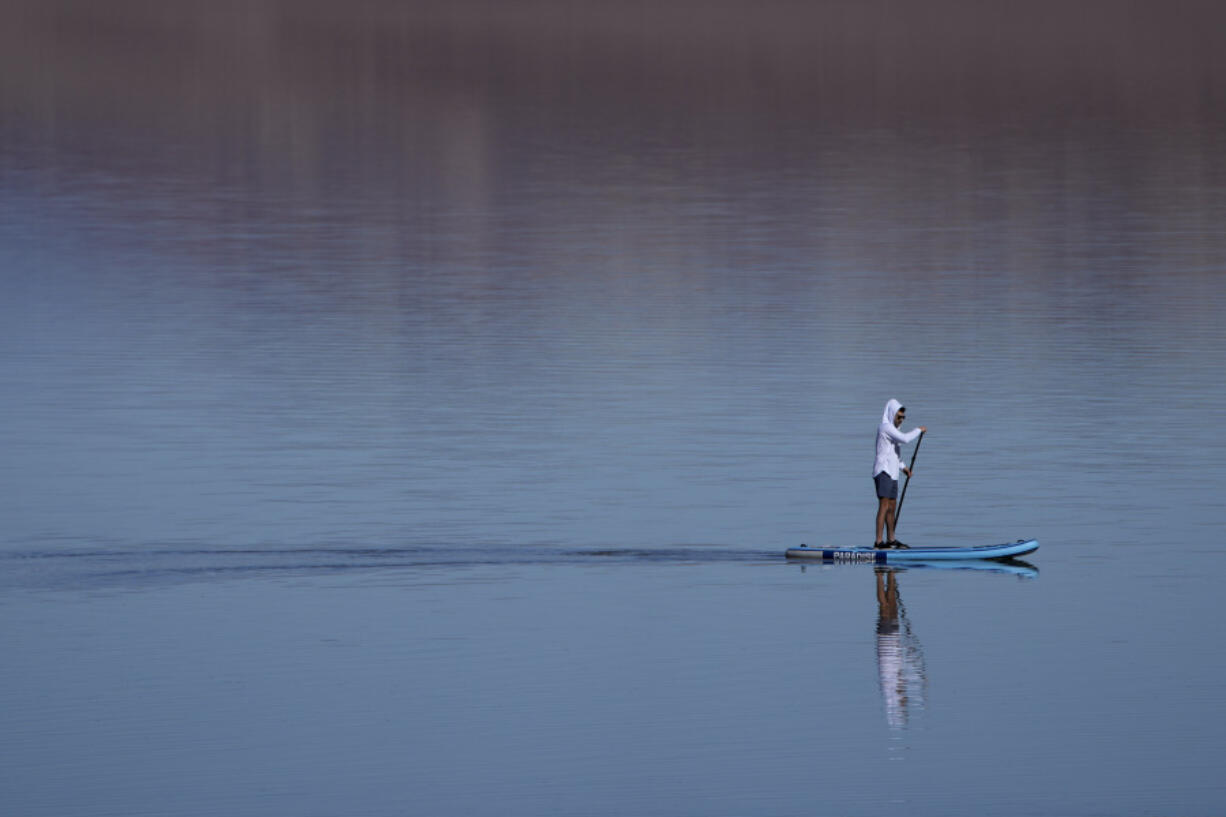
[{"x1": 875, "y1": 569, "x2": 927, "y2": 730}]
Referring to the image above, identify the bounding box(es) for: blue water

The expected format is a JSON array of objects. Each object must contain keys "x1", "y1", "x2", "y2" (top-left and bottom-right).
[{"x1": 3, "y1": 2, "x2": 1226, "y2": 814}]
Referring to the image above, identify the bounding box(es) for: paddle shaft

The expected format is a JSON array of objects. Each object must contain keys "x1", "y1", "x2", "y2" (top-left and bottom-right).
[{"x1": 893, "y1": 431, "x2": 924, "y2": 530}]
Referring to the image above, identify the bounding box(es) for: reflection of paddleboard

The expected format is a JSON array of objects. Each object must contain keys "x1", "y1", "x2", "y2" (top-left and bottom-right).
[
  {"x1": 886, "y1": 559, "x2": 1038, "y2": 578},
  {"x1": 784, "y1": 539, "x2": 1039, "y2": 563}
]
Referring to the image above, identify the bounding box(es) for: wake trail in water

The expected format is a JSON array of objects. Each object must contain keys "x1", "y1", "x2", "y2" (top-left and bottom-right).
[{"x1": 0, "y1": 543, "x2": 780, "y2": 592}]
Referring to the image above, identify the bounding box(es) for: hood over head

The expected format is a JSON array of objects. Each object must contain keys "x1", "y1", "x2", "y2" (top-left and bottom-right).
[{"x1": 881, "y1": 398, "x2": 904, "y2": 425}]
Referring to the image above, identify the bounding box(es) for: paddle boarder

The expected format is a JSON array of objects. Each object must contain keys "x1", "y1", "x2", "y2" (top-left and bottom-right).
[{"x1": 874, "y1": 399, "x2": 926, "y2": 548}]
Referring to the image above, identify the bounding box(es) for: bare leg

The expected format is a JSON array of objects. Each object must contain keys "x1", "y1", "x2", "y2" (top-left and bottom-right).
[
  {"x1": 885, "y1": 498, "x2": 897, "y2": 543},
  {"x1": 876, "y1": 497, "x2": 891, "y2": 545}
]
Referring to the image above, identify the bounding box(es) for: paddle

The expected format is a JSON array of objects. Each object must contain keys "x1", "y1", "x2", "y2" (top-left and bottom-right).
[{"x1": 893, "y1": 431, "x2": 924, "y2": 531}]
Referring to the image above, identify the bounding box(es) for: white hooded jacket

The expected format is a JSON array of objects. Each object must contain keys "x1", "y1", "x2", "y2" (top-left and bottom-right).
[{"x1": 873, "y1": 398, "x2": 923, "y2": 480}]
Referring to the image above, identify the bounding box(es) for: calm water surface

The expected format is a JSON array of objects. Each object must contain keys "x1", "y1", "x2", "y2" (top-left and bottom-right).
[{"x1": 2, "y1": 2, "x2": 1225, "y2": 815}]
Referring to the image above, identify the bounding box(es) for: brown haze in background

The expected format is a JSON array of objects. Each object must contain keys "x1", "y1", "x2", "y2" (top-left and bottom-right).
[
  {"x1": 2, "y1": 0, "x2": 1223, "y2": 297},
  {"x1": 3, "y1": 0, "x2": 1223, "y2": 172}
]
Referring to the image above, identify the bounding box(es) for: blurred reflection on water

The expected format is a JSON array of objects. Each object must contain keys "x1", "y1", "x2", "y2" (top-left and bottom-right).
[{"x1": 875, "y1": 568, "x2": 927, "y2": 731}]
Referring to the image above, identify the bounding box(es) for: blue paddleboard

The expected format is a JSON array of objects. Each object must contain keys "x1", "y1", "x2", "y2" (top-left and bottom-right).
[{"x1": 784, "y1": 538, "x2": 1039, "y2": 563}]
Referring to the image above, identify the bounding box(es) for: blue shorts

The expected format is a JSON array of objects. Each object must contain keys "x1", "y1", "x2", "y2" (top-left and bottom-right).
[{"x1": 874, "y1": 472, "x2": 898, "y2": 500}]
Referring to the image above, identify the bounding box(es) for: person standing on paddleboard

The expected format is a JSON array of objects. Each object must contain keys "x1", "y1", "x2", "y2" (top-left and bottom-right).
[{"x1": 873, "y1": 399, "x2": 926, "y2": 549}]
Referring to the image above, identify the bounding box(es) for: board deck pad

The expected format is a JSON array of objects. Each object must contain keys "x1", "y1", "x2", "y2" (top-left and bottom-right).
[{"x1": 784, "y1": 539, "x2": 1038, "y2": 562}]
